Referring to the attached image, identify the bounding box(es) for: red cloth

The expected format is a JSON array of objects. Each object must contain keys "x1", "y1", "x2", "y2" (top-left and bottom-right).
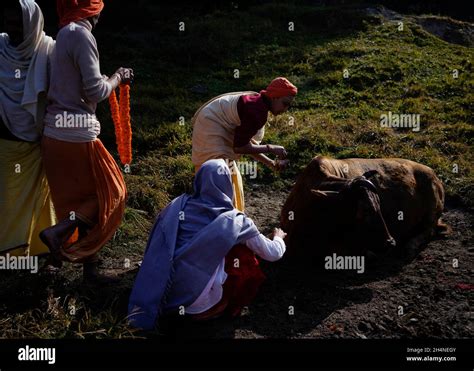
[
  {"x1": 222, "y1": 244, "x2": 266, "y2": 317},
  {"x1": 234, "y1": 93, "x2": 269, "y2": 148},
  {"x1": 57, "y1": 0, "x2": 104, "y2": 28},
  {"x1": 188, "y1": 244, "x2": 266, "y2": 320},
  {"x1": 260, "y1": 77, "x2": 298, "y2": 98}
]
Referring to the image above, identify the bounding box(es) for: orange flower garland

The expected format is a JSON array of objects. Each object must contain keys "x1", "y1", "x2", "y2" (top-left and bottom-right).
[{"x1": 109, "y1": 84, "x2": 132, "y2": 165}]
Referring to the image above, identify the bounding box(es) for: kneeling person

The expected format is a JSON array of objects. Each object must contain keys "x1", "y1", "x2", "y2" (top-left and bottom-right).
[{"x1": 128, "y1": 159, "x2": 286, "y2": 330}]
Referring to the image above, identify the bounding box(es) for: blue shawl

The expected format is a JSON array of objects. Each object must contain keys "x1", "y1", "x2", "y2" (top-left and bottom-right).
[{"x1": 128, "y1": 159, "x2": 260, "y2": 330}]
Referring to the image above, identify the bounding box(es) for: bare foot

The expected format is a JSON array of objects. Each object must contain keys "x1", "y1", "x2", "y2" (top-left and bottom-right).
[
  {"x1": 39, "y1": 228, "x2": 63, "y2": 260},
  {"x1": 39, "y1": 219, "x2": 79, "y2": 260}
]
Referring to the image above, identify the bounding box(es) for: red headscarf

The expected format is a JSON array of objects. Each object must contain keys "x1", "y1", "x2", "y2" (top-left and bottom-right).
[
  {"x1": 260, "y1": 77, "x2": 298, "y2": 98},
  {"x1": 57, "y1": 0, "x2": 104, "y2": 28}
]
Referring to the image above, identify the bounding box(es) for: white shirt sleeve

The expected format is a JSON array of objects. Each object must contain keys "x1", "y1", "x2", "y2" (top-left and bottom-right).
[
  {"x1": 70, "y1": 26, "x2": 113, "y2": 104},
  {"x1": 245, "y1": 234, "x2": 286, "y2": 262}
]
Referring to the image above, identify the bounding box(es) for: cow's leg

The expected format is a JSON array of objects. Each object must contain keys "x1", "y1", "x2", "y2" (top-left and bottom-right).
[
  {"x1": 406, "y1": 219, "x2": 451, "y2": 258},
  {"x1": 436, "y1": 218, "x2": 452, "y2": 237}
]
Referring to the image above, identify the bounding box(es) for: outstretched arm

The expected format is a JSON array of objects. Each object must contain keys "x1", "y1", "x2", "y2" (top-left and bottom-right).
[
  {"x1": 71, "y1": 28, "x2": 133, "y2": 103},
  {"x1": 245, "y1": 228, "x2": 287, "y2": 262},
  {"x1": 234, "y1": 141, "x2": 289, "y2": 171},
  {"x1": 234, "y1": 141, "x2": 287, "y2": 157},
  {"x1": 250, "y1": 153, "x2": 276, "y2": 169}
]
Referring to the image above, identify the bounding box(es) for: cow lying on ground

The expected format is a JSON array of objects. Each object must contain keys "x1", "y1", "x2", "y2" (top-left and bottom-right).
[{"x1": 281, "y1": 156, "x2": 450, "y2": 261}]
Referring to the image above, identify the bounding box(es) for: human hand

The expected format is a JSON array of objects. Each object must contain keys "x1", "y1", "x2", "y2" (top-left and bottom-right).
[
  {"x1": 114, "y1": 67, "x2": 134, "y2": 84},
  {"x1": 267, "y1": 144, "x2": 287, "y2": 159},
  {"x1": 273, "y1": 228, "x2": 287, "y2": 239},
  {"x1": 273, "y1": 159, "x2": 290, "y2": 171}
]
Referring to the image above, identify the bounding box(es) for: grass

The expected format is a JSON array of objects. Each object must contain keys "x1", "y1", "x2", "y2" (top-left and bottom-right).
[
  {"x1": 1, "y1": 1, "x2": 472, "y2": 338},
  {"x1": 95, "y1": 1, "x2": 473, "y2": 206}
]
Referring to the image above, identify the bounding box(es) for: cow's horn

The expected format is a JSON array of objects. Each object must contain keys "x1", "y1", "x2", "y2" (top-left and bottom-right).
[
  {"x1": 310, "y1": 189, "x2": 340, "y2": 198},
  {"x1": 350, "y1": 177, "x2": 378, "y2": 193}
]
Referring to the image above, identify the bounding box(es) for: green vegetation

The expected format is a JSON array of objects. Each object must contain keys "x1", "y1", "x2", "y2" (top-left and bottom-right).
[{"x1": 96, "y1": 1, "x2": 473, "y2": 217}]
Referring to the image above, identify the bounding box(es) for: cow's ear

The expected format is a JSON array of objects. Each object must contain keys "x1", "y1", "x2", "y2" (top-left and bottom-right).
[
  {"x1": 363, "y1": 170, "x2": 379, "y2": 179},
  {"x1": 310, "y1": 189, "x2": 339, "y2": 198}
]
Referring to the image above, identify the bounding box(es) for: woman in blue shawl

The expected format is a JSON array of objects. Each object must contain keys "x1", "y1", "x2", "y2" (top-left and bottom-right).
[{"x1": 128, "y1": 159, "x2": 286, "y2": 330}]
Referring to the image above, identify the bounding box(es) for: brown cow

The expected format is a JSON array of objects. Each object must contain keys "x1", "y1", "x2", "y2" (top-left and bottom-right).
[{"x1": 281, "y1": 156, "x2": 449, "y2": 260}]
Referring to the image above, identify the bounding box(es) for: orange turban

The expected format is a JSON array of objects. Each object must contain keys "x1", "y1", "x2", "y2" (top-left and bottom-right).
[
  {"x1": 57, "y1": 0, "x2": 104, "y2": 28},
  {"x1": 260, "y1": 77, "x2": 298, "y2": 98}
]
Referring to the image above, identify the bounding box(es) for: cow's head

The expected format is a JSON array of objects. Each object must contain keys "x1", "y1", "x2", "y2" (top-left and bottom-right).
[{"x1": 308, "y1": 175, "x2": 396, "y2": 254}]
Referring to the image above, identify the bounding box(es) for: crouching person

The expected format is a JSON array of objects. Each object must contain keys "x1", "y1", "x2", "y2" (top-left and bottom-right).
[{"x1": 128, "y1": 159, "x2": 286, "y2": 330}]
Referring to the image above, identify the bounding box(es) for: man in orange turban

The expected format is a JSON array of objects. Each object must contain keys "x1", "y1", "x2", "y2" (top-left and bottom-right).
[
  {"x1": 56, "y1": 0, "x2": 104, "y2": 28},
  {"x1": 260, "y1": 77, "x2": 298, "y2": 100},
  {"x1": 191, "y1": 77, "x2": 297, "y2": 211}
]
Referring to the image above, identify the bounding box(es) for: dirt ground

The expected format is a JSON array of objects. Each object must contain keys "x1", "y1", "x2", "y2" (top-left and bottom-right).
[
  {"x1": 165, "y1": 185, "x2": 473, "y2": 339},
  {"x1": 1, "y1": 185, "x2": 471, "y2": 340}
]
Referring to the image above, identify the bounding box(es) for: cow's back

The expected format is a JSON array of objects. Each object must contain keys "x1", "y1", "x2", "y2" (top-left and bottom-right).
[{"x1": 282, "y1": 156, "x2": 445, "y2": 248}]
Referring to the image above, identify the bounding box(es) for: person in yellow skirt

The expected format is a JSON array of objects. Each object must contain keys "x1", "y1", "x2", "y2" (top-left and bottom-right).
[
  {"x1": 0, "y1": 0, "x2": 56, "y2": 258},
  {"x1": 191, "y1": 77, "x2": 297, "y2": 211}
]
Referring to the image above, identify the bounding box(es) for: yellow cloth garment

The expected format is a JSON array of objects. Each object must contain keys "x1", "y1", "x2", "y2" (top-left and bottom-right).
[
  {"x1": 230, "y1": 161, "x2": 245, "y2": 212},
  {"x1": 0, "y1": 139, "x2": 56, "y2": 256}
]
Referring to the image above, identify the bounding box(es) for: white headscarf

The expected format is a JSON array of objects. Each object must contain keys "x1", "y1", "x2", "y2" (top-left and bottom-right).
[{"x1": 0, "y1": 0, "x2": 55, "y2": 141}]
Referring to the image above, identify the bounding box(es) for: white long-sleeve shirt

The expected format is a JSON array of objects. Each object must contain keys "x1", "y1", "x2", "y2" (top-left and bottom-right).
[{"x1": 185, "y1": 234, "x2": 285, "y2": 314}]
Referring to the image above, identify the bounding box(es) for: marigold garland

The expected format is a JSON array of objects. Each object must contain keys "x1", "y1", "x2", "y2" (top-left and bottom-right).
[{"x1": 109, "y1": 84, "x2": 132, "y2": 165}]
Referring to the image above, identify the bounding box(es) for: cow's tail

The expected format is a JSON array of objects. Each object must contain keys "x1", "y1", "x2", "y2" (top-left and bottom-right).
[{"x1": 436, "y1": 219, "x2": 452, "y2": 237}]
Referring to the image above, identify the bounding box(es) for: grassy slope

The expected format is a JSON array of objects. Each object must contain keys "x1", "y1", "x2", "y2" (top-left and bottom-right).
[
  {"x1": 1, "y1": 1, "x2": 472, "y2": 338},
  {"x1": 98, "y1": 2, "x2": 472, "y2": 254}
]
